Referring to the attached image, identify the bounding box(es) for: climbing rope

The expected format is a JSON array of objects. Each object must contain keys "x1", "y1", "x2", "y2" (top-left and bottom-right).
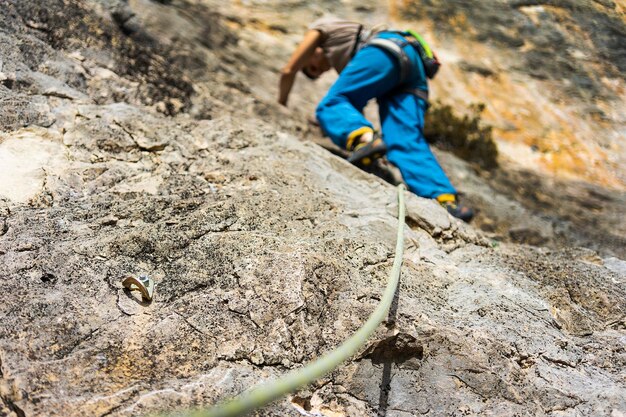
[{"x1": 165, "y1": 184, "x2": 407, "y2": 417}]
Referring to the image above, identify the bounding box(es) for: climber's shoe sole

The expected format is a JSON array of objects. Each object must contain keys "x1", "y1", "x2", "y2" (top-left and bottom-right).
[
  {"x1": 441, "y1": 201, "x2": 475, "y2": 222},
  {"x1": 347, "y1": 138, "x2": 387, "y2": 167}
]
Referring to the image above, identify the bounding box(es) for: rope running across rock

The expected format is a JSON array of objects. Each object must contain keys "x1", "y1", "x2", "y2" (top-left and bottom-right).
[{"x1": 161, "y1": 183, "x2": 407, "y2": 417}]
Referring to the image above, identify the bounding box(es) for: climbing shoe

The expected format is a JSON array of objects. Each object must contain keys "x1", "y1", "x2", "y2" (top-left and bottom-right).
[
  {"x1": 437, "y1": 194, "x2": 474, "y2": 222},
  {"x1": 347, "y1": 136, "x2": 387, "y2": 166}
]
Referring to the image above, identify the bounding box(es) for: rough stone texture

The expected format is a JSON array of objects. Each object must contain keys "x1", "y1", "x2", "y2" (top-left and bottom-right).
[
  {"x1": 1, "y1": 1, "x2": 625, "y2": 417},
  {"x1": 401, "y1": 0, "x2": 626, "y2": 98}
]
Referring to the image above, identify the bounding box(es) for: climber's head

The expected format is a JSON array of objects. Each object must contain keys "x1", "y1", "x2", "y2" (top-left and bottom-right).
[{"x1": 302, "y1": 47, "x2": 330, "y2": 80}]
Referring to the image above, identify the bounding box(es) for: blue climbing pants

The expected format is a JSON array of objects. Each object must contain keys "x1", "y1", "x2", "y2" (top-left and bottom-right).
[{"x1": 316, "y1": 32, "x2": 457, "y2": 199}]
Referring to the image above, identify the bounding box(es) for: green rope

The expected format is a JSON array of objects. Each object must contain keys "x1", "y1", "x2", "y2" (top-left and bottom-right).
[{"x1": 165, "y1": 183, "x2": 407, "y2": 417}]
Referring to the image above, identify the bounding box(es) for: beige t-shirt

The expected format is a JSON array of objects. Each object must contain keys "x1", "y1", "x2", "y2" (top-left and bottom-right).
[{"x1": 309, "y1": 18, "x2": 380, "y2": 73}]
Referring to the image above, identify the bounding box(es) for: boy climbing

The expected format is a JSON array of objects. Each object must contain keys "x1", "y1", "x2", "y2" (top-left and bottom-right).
[{"x1": 278, "y1": 17, "x2": 474, "y2": 222}]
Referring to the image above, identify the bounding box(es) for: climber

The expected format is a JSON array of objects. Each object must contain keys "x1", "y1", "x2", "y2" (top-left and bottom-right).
[{"x1": 278, "y1": 17, "x2": 474, "y2": 222}]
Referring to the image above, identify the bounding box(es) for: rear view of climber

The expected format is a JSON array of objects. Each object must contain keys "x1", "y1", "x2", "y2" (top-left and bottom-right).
[{"x1": 278, "y1": 17, "x2": 474, "y2": 222}]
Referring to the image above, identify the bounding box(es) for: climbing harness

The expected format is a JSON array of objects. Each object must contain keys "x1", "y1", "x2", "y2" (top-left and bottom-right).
[
  {"x1": 159, "y1": 184, "x2": 407, "y2": 417},
  {"x1": 367, "y1": 37, "x2": 414, "y2": 84},
  {"x1": 122, "y1": 275, "x2": 155, "y2": 301},
  {"x1": 355, "y1": 30, "x2": 440, "y2": 104}
]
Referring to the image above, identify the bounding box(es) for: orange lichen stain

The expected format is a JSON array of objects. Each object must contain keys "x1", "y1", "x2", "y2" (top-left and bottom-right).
[
  {"x1": 449, "y1": 58, "x2": 624, "y2": 188},
  {"x1": 100, "y1": 349, "x2": 156, "y2": 389},
  {"x1": 447, "y1": 13, "x2": 470, "y2": 34},
  {"x1": 536, "y1": 131, "x2": 623, "y2": 187},
  {"x1": 615, "y1": 1, "x2": 626, "y2": 18},
  {"x1": 510, "y1": 124, "x2": 621, "y2": 188}
]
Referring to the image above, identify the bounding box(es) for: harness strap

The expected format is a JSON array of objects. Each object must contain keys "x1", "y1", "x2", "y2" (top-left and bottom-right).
[
  {"x1": 366, "y1": 37, "x2": 411, "y2": 84},
  {"x1": 363, "y1": 36, "x2": 430, "y2": 105},
  {"x1": 349, "y1": 24, "x2": 364, "y2": 59},
  {"x1": 397, "y1": 87, "x2": 429, "y2": 103}
]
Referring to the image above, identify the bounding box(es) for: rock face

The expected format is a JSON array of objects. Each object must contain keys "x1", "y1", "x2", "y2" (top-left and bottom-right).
[
  {"x1": 403, "y1": 0, "x2": 626, "y2": 96},
  {"x1": 1, "y1": 1, "x2": 625, "y2": 417},
  {"x1": 397, "y1": 0, "x2": 626, "y2": 258}
]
